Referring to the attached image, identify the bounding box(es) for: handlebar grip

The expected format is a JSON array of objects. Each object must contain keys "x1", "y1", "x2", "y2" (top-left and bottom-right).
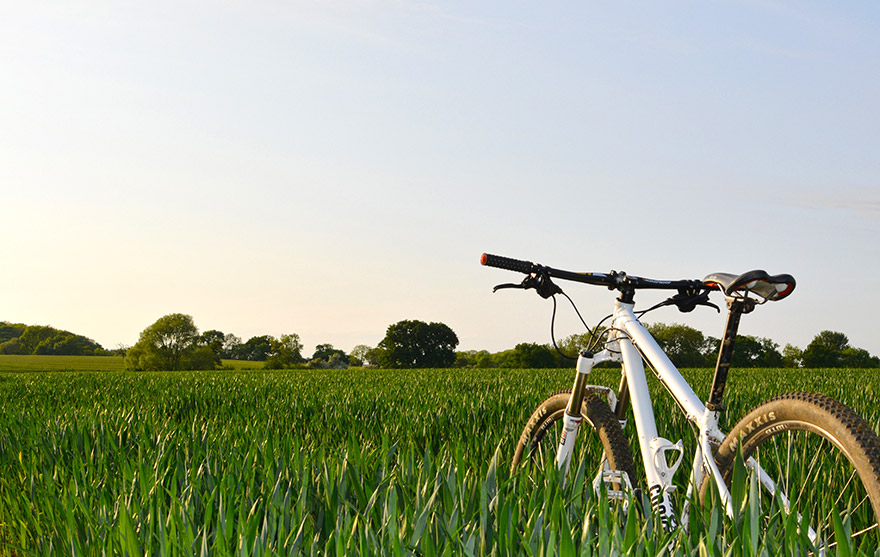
[{"x1": 480, "y1": 253, "x2": 535, "y2": 274}]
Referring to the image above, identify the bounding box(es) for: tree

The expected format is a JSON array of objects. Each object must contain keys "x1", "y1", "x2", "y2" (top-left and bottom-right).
[
  {"x1": 374, "y1": 320, "x2": 459, "y2": 368},
  {"x1": 803, "y1": 331, "x2": 850, "y2": 368},
  {"x1": 222, "y1": 333, "x2": 242, "y2": 359},
  {"x1": 200, "y1": 330, "x2": 225, "y2": 354},
  {"x1": 124, "y1": 313, "x2": 215, "y2": 371},
  {"x1": 349, "y1": 344, "x2": 372, "y2": 367},
  {"x1": 812, "y1": 331, "x2": 850, "y2": 352},
  {"x1": 310, "y1": 343, "x2": 348, "y2": 368},
  {"x1": 265, "y1": 334, "x2": 304, "y2": 369},
  {"x1": 17, "y1": 326, "x2": 56, "y2": 354},
  {"x1": 455, "y1": 350, "x2": 489, "y2": 368},
  {"x1": 0, "y1": 322, "x2": 26, "y2": 344},
  {"x1": 490, "y1": 349, "x2": 516, "y2": 368},
  {"x1": 312, "y1": 343, "x2": 346, "y2": 362},
  {"x1": 646, "y1": 323, "x2": 714, "y2": 368},
  {"x1": 236, "y1": 335, "x2": 275, "y2": 361},
  {"x1": 647, "y1": 323, "x2": 784, "y2": 368},
  {"x1": 0, "y1": 323, "x2": 103, "y2": 356},
  {"x1": 724, "y1": 335, "x2": 784, "y2": 368},
  {"x1": 842, "y1": 347, "x2": 880, "y2": 368},
  {"x1": 476, "y1": 351, "x2": 495, "y2": 368},
  {"x1": 188, "y1": 346, "x2": 221, "y2": 370},
  {"x1": 196, "y1": 329, "x2": 225, "y2": 368},
  {"x1": 365, "y1": 347, "x2": 383, "y2": 368},
  {"x1": 0, "y1": 337, "x2": 21, "y2": 355},
  {"x1": 802, "y1": 331, "x2": 880, "y2": 368},
  {"x1": 782, "y1": 344, "x2": 803, "y2": 368},
  {"x1": 455, "y1": 349, "x2": 504, "y2": 368},
  {"x1": 44, "y1": 334, "x2": 101, "y2": 356},
  {"x1": 509, "y1": 343, "x2": 557, "y2": 368}
]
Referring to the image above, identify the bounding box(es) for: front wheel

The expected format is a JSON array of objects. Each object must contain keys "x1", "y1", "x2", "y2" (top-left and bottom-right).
[
  {"x1": 511, "y1": 389, "x2": 636, "y2": 493},
  {"x1": 705, "y1": 392, "x2": 880, "y2": 550}
]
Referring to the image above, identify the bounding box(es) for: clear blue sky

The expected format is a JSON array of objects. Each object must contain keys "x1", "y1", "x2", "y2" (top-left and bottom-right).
[{"x1": 2, "y1": 2, "x2": 879, "y2": 358}]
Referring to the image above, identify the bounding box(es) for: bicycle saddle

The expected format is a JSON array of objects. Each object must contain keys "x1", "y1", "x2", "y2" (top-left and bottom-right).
[{"x1": 703, "y1": 270, "x2": 795, "y2": 302}]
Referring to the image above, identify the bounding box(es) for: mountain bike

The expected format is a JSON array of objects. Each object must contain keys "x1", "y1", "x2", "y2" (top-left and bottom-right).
[{"x1": 481, "y1": 253, "x2": 880, "y2": 551}]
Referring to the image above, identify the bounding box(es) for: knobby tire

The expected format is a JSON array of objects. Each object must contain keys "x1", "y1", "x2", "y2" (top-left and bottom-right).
[
  {"x1": 511, "y1": 389, "x2": 636, "y2": 492},
  {"x1": 706, "y1": 391, "x2": 880, "y2": 548}
]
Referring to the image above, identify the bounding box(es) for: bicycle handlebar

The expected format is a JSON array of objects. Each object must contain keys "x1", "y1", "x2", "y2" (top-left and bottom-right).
[
  {"x1": 480, "y1": 253, "x2": 534, "y2": 274},
  {"x1": 480, "y1": 253, "x2": 706, "y2": 293}
]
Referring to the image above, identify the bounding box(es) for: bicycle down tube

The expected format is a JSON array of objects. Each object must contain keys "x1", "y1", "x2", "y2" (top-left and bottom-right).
[{"x1": 601, "y1": 299, "x2": 733, "y2": 530}]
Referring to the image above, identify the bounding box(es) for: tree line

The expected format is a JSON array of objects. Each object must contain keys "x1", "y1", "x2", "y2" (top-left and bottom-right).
[
  {"x1": 121, "y1": 314, "x2": 345, "y2": 371},
  {"x1": 0, "y1": 322, "x2": 105, "y2": 356},
  {"x1": 123, "y1": 313, "x2": 878, "y2": 371},
  {"x1": 4, "y1": 315, "x2": 878, "y2": 371},
  {"x1": 454, "y1": 323, "x2": 880, "y2": 369},
  {"x1": 121, "y1": 315, "x2": 459, "y2": 371}
]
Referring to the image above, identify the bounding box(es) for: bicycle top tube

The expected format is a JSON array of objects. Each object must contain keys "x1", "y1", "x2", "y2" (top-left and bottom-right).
[{"x1": 480, "y1": 253, "x2": 706, "y2": 295}]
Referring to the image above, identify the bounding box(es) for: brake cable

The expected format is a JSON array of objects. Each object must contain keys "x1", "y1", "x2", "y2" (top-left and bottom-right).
[{"x1": 549, "y1": 296, "x2": 575, "y2": 361}]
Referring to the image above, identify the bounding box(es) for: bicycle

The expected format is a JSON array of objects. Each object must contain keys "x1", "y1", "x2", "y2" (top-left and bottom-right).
[{"x1": 481, "y1": 252, "x2": 880, "y2": 551}]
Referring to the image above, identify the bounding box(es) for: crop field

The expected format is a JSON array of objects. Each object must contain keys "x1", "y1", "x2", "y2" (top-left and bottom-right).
[
  {"x1": 2, "y1": 365, "x2": 880, "y2": 555},
  {"x1": 0, "y1": 355, "x2": 127, "y2": 373},
  {"x1": 0, "y1": 355, "x2": 265, "y2": 373}
]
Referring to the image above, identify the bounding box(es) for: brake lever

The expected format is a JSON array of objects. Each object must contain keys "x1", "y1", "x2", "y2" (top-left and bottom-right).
[
  {"x1": 671, "y1": 290, "x2": 720, "y2": 313},
  {"x1": 493, "y1": 272, "x2": 563, "y2": 299},
  {"x1": 694, "y1": 298, "x2": 721, "y2": 313},
  {"x1": 492, "y1": 282, "x2": 525, "y2": 293},
  {"x1": 493, "y1": 274, "x2": 540, "y2": 293}
]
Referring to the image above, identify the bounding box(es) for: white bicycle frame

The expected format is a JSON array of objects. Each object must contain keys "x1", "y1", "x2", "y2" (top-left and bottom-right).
[{"x1": 554, "y1": 298, "x2": 807, "y2": 535}]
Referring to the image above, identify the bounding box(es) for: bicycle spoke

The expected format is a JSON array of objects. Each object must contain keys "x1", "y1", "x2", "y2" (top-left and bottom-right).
[
  {"x1": 785, "y1": 430, "x2": 791, "y2": 497},
  {"x1": 820, "y1": 522, "x2": 880, "y2": 555},
  {"x1": 791, "y1": 433, "x2": 825, "y2": 514},
  {"x1": 853, "y1": 522, "x2": 880, "y2": 538},
  {"x1": 747, "y1": 427, "x2": 879, "y2": 550},
  {"x1": 536, "y1": 437, "x2": 546, "y2": 470},
  {"x1": 829, "y1": 468, "x2": 860, "y2": 515}
]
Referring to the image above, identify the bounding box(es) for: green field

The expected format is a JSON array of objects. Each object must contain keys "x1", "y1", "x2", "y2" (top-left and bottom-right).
[
  {"x1": 0, "y1": 355, "x2": 266, "y2": 373},
  {"x1": 2, "y1": 364, "x2": 879, "y2": 555},
  {"x1": 0, "y1": 354, "x2": 126, "y2": 372}
]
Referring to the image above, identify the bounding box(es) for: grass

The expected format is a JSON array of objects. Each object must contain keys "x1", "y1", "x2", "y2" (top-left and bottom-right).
[
  {"x1": 1, "y1": 365, "x2": 879, "y2": 555},
  {"x1": 0, "y1": 354, "x2": 126, "y2": 372}
]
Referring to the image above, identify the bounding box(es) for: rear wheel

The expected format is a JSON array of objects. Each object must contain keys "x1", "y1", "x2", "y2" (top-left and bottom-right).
[
  {"x1": 511, "y1": 389, "x2": 636, "y2": 493},
  {"x1": 705, "y1": 392, "x2": 880, "y2": 550}
]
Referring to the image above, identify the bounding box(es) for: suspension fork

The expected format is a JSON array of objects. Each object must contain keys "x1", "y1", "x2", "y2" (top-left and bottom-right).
[
  {"x1": 614, "y1": 372, "x2": 629, "y2": 421},
  {"x1": 555, "y1": 351, "x2": 597, "y2": 478}
]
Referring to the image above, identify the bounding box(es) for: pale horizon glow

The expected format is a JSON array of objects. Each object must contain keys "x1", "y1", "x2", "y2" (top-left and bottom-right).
[{"x1": 2, "y1": 2, "x2": 879, "y2": 359}]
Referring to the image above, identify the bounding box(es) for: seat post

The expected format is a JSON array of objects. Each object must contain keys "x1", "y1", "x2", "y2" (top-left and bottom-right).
[{"x1": 706, "y1": 298, "x2": 755, "y2": 412}]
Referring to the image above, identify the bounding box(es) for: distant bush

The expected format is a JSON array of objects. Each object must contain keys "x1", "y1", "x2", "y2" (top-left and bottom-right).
[
  {"x1": 124, "y1": 314, "x2": 217, "y2": 371},
  {"x1": 0, "y1": 321, "x2": 104, "y2": 356},
  {"x1": 372, "y1": 320, "x2": 459, "y2": 368},
  {"x1": 802, "y1": 331, "x2": 880, "y2": 368}
]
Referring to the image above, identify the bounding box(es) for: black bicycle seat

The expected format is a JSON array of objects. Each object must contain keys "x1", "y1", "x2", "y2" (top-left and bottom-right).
[{"x1": 703, "y1": 270, "x2": 795, "y2": 302}]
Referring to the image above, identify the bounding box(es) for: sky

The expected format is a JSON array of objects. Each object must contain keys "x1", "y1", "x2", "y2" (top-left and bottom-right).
[{"x1": 2, "y1": 1, "x2": 879, "y2": 358}]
